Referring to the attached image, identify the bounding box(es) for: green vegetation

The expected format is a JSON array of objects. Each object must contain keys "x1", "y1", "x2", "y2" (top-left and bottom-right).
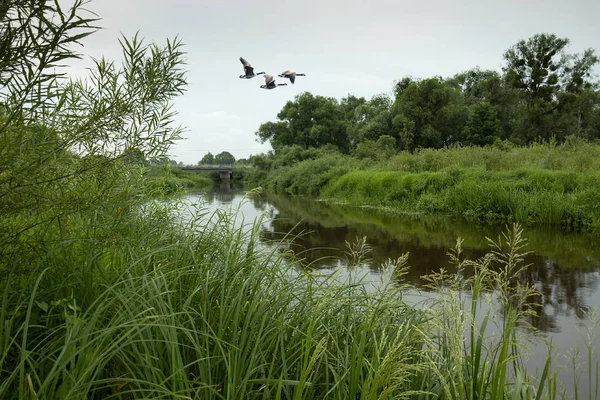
[
  {"x1": 198, "y1": 151, "x2": 237, "y2": 165},
  {"x1": 144, "y1": 164, "x2": 214, "y2": 195},
  {"x1": 248, "y1": 140, "x2": 600, "y2": 232},
  {"x1": 249, "y1": 32, "x2": 600, "y2": 231},
  {"x1": 256, "y1": 34, "x2": 599, "y2": 153},
  {"x1": 5, "y1": 191, "x2": 589, "y2": 398},
  {"x1": 2, "y1": 1, "x2": 599, "y2": 398}
]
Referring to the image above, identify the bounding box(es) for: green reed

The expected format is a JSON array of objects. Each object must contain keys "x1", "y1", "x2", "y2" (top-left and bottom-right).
[{"x1": 1, "y1": 188, "x2": 597, "y2": 398}]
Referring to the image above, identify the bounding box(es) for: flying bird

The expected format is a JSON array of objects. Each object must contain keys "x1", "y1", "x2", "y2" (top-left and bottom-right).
[
  {"x1": 260, "y1": 75, "x2": 287, "y2": 90},
  {"x1": 278, "y1": 70, "x2": 306, "y2": 84},
  {"x1": 239, "y1": 57, "x2": 265, "y2": 79}
]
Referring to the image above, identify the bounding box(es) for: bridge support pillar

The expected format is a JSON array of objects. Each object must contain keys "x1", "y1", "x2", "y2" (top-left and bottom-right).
[{"x1": 219, "y1": 170, "x2": 232, "y2": 183}]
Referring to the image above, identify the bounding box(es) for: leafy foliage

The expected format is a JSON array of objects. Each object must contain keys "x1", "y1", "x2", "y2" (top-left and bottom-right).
[
  {"x1": 0, "y1": 1, "x2": 187, "y2": 276},
  {"x1": 214, "y1": 150, "x2": 235, "y2": 164},
  {"x1": 199, "y1": 151, "x2": 215, "y2": 164},
  {"x1": 250, "y1": 140, "x2": 600, "y2": 232},
  {"x1": 255, "y1": 33, "x2": 599, "y2": 155}
]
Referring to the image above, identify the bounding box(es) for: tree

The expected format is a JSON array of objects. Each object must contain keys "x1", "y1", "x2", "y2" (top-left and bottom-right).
[
  {"x1": 214, "y1": 151, "x2": 235, "y2": 164},
  {"x1": 463, "y1": 103, "x2": 503, "y2": 146},
  {"x1": 0, "y1": 0, "x2": 187, "y2": 274},
  {"x1": 503, "y1": 33, "x2": 599, "y2": 141},
  {"x1": 561, "y1": 49, "x2": 600, "y2": 138},
  {"x1": 346, "y1": 94, "x2": 393, "y2": 147},
  {"x1": 256, "y1": 92, "x2": 349, "y2": 152},
  {"x1": 391, "y1": 78, "x2": 468, "y2": 150},
  {"x1": 199, "y1": 152, "x2": 215, "y2": 165}
]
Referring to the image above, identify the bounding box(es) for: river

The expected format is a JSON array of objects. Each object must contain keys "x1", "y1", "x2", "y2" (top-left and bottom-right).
[{"x1": 186, "y1": 187, "x2": 600, "y2": 395}]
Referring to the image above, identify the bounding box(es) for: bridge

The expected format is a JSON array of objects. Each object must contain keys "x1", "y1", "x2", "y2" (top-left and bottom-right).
[{"x1": 181, "y1": 165, "x2": 235, "y2": 182}]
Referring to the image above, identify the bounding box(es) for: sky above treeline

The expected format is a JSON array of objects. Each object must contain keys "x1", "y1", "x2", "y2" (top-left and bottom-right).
[{"x1": 69, "y1": 0, "x2": 600, "y2": 164}]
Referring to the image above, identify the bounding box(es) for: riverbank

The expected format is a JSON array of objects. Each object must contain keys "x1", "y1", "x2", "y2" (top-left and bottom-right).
[
  {"x1": 246, "y1": 140, "x2": 600, "y2": 232},
  {"x1": 3, "y1": 185, "x2": 587, "y2": 398},
  {"x1": 143, "y1": 164, "x2": 214, "y2": 195}
]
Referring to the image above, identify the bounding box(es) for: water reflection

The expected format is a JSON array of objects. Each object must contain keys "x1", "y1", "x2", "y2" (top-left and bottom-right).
[
  {"x1": 260, "y1": 193, "x2": 600, "y2": 333},
  {"x1": 184, "y1": 188, "x2": 600, "y2": 394},
  {"x1": 202, "y1": 183, "x2": 234, "y2": 204},
  {"x1": 188, "y1": 189, "x2": 600, "y2": 335}
]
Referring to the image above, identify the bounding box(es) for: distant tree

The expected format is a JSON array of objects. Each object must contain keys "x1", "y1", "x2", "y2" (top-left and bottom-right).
[
  {"x1": 462, "y1": 103, "x2": 503, "y2": 146},
  {"x1": 391, "y1": 78, "x2": 468, "y2": 150},
  {"x1": 503, "y1": 33, "x2": 599, "y2": 141},
  {"x1": 256, "y1": 92, "x2": 348, "y2": 152},
  {"x1": 561, "y1": 50, "x2": 600, "y2": 138},
  {"x1": 199, "y1": 152, "x2": 215, "y2": 165},
  {"x1": 450, "y1": 68, "x2": 504, "y2": 106},
  {"x1": 214, "y1": 151, "x2": 235, "y2": 164},
  {"x1": 450, "y1": 68, "x2": 520, "y2": 140},
  {"x1": 347, "y1": 94, "x2": 394, "y2": 146},
  {"x1": 393, "y1": 76, "x2": 415, "y2": 97}
]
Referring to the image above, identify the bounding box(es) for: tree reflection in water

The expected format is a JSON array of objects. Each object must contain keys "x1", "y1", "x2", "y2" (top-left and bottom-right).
[
  {"x1": 257, "y1": 193, "x2": 600, "y2": 334},
  {"x1": 189, "y1": 190, "x2": 600, "y2": 334}
]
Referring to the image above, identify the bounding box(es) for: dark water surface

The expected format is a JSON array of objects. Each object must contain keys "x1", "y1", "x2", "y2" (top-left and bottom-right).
[{"x1": 186, "y1": 187, "x2": 600, "y2": 394}]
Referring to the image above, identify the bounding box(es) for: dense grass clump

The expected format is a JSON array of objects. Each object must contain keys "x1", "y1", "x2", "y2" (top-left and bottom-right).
[
  {"x1": 323, "y1": 168, "x2": 600, "y2": 231},
  {"x1": 386, "y1": 139, "x2": 600, "y2": 173},
  {"x1": 3, "y1": 194, "x2": 595, "y2": 399},
  {"x1": 0, "y1": 195, "x2": 429, "y2": 399}
]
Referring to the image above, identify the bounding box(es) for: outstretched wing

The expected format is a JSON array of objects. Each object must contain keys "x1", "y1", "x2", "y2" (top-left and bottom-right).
[
  {"x1": 264, "y1": 75, "x2": 274, "y2": 84},
  {"x1": 240, "y1": 57, "x2": 254, "y2": 75},
  {"x1": 289, "y1": 74, "x2": 296, "y2": 84},
  {"x1": 239, "y1": 57, "x2": 251, "y2": 67}
]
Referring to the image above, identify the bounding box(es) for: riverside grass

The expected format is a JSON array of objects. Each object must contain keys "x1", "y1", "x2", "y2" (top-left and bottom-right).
[
  {"x1": 322, "y1": 168, "x2": 600, "y2": 231},
  {"x1": 2, "y1": 190, "x2": 597, "y2": 399},
  {"x1": 249, "y1": 140, "x2": 600, "y2": 232}
]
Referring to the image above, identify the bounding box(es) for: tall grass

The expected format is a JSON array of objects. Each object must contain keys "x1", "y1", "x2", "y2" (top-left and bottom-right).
[
  {"x1": 2, "y1": 189, "x2": 597, "y2": 398},
  {"x1": 0, "y1": 195, "x2": 427, "y2": 399},
  {"x1": 385, "y1": 139, "x2": 600, "y2": 173},
  {"x1": 250, "y1": 140, "x2": 600, "y2": 232},
  {"x1": 322, "y1": 168, "x2": 600, "y2": 231}
]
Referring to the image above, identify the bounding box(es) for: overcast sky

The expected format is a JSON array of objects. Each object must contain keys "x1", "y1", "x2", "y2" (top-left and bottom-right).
[{"x1": 69, "y1": 0, "x2": 600, "y2": 164}]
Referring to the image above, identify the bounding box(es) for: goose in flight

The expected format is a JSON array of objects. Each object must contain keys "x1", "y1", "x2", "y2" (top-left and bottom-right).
[
  {"x1": 239, "y1": 57, "x2": 265, "y2": 79},
  {"x1": 260, "y1": 75, "x2": 287, "y2": 90},
  {"x1": 278, "y1": 70, "x2": 306, "y2": 84}
]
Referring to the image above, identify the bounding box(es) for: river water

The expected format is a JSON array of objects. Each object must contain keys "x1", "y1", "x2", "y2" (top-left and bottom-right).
[{"x1": 186, "y1": 187, "x2": 600, "y2": 395}]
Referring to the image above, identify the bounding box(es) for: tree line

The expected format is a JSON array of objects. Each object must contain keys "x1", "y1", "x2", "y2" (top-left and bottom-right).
[{"x1": 255, "y1": 33, "x2": 599, "y2": 155}]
